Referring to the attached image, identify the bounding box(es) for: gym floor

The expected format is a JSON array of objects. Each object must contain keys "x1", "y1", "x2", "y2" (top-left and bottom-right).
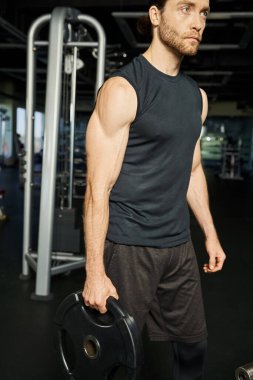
[{"x1": 0, "y1": 166, "x2": 253, "y2": 380}]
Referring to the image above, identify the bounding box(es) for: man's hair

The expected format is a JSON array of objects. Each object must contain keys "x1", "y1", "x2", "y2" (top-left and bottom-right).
[{"x1": 137, "y1": 0, "x2": 168, "y2": 37}]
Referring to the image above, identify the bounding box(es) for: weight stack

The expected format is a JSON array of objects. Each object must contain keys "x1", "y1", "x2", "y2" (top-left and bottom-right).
[{"x1": 53, "y1": 208, "x2": 80, "y2": 253}]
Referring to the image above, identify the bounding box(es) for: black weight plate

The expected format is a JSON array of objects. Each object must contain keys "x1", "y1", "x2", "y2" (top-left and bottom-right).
[{"x1": 55, "y1": 291, "x2": 142, "y2": 380}]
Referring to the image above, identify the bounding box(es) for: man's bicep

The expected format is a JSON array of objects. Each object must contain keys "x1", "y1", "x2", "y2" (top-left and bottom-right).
[
  {"x1": 86, "y1": 113, "x2": 130, "y2": 195},
  {"x1": 85, "y1": 78, "x2": 136, "y2": 196}
]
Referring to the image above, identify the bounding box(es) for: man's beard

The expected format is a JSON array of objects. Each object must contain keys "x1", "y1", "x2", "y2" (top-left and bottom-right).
[{"x1": 158, "y1": 16, "x2": 200, "y2": 56}]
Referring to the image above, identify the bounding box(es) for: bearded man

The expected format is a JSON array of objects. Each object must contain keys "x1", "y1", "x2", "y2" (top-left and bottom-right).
[{"x1": 82, "y1": 1, "x2": 226, "y2": 378}]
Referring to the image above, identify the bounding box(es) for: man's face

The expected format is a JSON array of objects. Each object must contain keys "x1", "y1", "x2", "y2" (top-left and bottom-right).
[{"x1": 157, "y1": 0, "x2": 210, "y2": 56}]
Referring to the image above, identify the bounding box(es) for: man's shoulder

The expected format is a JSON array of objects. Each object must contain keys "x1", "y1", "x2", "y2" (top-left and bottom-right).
[
  {"x1": 108, "y1": 55, "x2": 144, "y2": 90},
  {"x1": 181, "y1": 72, "x2": 200, "y2": 89},
  {"x1": 101, "y1": 76, "x2": 136, "y2": 98}
]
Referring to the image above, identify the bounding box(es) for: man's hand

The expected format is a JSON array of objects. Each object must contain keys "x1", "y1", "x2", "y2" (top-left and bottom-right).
[
  {"x1": 83, "y1": 272, "x2": 119, "y2": 314},
  {"x1": 203, "y1": 236, "x2": 226, "y2": 273}
]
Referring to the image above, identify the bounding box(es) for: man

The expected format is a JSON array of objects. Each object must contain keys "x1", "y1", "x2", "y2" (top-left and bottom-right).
[{"x1": 83, "y1": 0, "x2": 226, "y2": 378}]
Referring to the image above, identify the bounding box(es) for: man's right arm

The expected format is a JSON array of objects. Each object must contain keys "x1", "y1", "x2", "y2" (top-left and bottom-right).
[{"x1": 82, "y1": 76, "x2": 137, "y2": 313}]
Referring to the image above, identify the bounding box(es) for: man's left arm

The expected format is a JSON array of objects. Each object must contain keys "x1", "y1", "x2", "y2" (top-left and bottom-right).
[{"x1": 186, "y1": 88, "x2": 226, "y2": 273}]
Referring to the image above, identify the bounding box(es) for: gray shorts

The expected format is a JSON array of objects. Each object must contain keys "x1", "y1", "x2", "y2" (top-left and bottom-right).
[{"x1": 104, "y1": 239, "x2": 208, "y2": 344}]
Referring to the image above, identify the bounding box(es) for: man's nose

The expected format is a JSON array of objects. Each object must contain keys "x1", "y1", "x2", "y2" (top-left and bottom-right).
[{"x1": 190, "y1": 13, "x2": 203, "y2": 32}]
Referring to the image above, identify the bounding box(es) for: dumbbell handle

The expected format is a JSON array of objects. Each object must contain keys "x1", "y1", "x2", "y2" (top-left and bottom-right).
[{"x1": 235, "y1": 362, "x2": 253, "y2": 380}]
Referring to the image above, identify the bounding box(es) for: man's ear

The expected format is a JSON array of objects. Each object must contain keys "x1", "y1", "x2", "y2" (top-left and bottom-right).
[{"x1": 149, "y1": 6, "x2": 161, "y2": 27}]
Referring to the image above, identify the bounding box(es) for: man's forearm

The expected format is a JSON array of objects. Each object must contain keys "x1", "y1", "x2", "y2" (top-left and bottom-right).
[
  {"x1": 84, "y1": 186, "x2": 109, "y2": 277},
  {"x1": 187, "y1": 164, "x2": 217, "y2": 239}
]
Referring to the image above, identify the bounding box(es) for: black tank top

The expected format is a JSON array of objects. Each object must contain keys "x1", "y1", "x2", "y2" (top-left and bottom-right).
[{"x1": 106, "y1": 55, "x2": 202, "y2": 248}]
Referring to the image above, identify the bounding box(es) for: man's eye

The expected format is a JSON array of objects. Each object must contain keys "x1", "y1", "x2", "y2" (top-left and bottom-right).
[
  {"x1": 181, "y1": 5, "x2": 191, "y2": 13},
  {"x1": 201, "y1": 10, "x2": 209, "y2": 18}
]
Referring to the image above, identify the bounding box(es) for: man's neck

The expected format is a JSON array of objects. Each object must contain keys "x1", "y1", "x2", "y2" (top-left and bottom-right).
[{"x1": 143, "y1": 41, "x2": 183, "y2": 77}]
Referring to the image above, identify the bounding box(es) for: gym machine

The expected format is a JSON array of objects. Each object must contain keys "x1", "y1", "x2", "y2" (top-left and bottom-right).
[
  {"x1": 0, "y1": 107, "x2": 8, "y2": 166},
  {"x1": 21, "y1": 7, "x2": 106, "y2": 300},
  {"x1": 0, "y1": 108, "x2": 8, "y2": 222},
  {"x1": 219, "y1": 138, "x2": 244, "y2": 180}
]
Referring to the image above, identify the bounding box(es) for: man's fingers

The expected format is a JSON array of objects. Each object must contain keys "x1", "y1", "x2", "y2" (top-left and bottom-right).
[
  {"x1": 111, "y1": 291, "x2": 119, "y2": 300},
  {"x1": 203, "y1": 265, "x2": 217, "y2": 273},
  {"x1": 84, "y1": 293, "x2": 117, "y2": 313},
  {"x1": 205, "y1": 238, "x2": 226, "y2": 273},
  {"x1": 98, "y1": 290, "x2": 119, "y2": 313},
  {"x1": 203, "y1": 258, "x2": 225, "y2": 273},
  {"x1": 84, "y1": 298, "x2": 107, "y2": 313},
  {"x1": 98, "y1": 304, "x2": 108, "y2": 314},
  {"x1": 209, "y1": 258, "x2": 216, "y2": 270},
  {"x1": 82, "y1": 276, "x2": 119, "y2": 313},
  {"x1": 215, "y1": 260, "x2": 224, "y2": 270}
]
